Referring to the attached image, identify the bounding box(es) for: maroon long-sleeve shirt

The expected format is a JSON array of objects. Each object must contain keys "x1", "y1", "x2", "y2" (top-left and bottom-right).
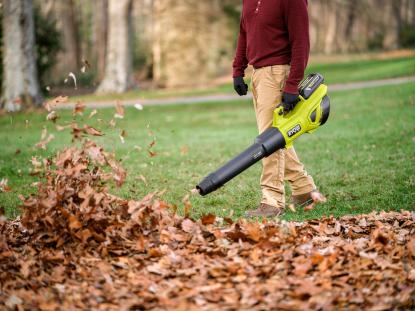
[{"x1": 232, "y1": 0, "x2": 310, "y2": 94}]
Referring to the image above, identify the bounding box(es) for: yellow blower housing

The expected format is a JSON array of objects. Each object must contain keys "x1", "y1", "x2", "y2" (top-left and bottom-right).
[
  {"x1": 196, "y1": 73, "x2": 330, "y2": 196},
  {"x1": 274, "y1": 74, "x2": 330, "y2": 148}
]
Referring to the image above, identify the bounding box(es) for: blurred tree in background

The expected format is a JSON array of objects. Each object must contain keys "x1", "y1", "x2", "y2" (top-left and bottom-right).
[
  {"x1": 96, "y1": 0, "x2": 134, "y2": 94},
  {"x1": 0, "y1": 1, "x2": 60, "y2": 111},
  {"x1": 152, "y1": 0, "x2": 238, "y2": 88},
  {"x1": 1, "y1": 0, "x2": 415, "y2": 111},
  {"x1": 1, "y1": 0, "x2": 42, "y2": 111}
]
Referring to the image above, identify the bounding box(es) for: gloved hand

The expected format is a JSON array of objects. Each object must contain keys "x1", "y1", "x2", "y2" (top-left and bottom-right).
[
  {"x1": 282, "y1": 92, "x2": 300, "y2": 113},
  {"x1": 233, "y1": 77, "x2": 248, "y2": 96}
]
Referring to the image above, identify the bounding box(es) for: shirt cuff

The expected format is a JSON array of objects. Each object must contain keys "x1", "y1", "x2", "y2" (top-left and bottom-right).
[
  {"x1": 233, "y1": 68, "x2": 245, "y2": 78},
  {"x1": 283, "y1": 80, "x2": 299, "y2": 94}
]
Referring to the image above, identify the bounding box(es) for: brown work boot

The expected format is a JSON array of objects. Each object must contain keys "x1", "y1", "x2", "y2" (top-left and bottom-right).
[
  {"x1": 290, "y1": 190, "x2": 327, "y2": 209},
  {"x1": 245, "y1": 203, "x2": 284, "y2": 218}
]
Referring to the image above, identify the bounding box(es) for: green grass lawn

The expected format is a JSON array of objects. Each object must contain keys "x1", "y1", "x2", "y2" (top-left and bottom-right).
[
  {"x1": 1, "y1": 82, "x2": 415, "y2": 220},
  {"x1": 71, "y1": 55, "x2": 415, "y2": 103}
]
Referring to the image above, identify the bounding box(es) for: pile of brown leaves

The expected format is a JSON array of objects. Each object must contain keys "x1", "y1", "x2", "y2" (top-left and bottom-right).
[{"x1": 1, "y1": 122, "x2": 415, "y2": 310}]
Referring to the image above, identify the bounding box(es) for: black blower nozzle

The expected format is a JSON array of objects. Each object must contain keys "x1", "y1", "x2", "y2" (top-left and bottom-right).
[{"x1": 196, "y1": 128, "x2": 286, "y2": 196}]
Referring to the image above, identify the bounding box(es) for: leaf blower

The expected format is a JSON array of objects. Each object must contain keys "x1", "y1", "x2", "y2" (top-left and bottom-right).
[{"x1": 196, "y1": 73, "x2": 330, "y2": 196}]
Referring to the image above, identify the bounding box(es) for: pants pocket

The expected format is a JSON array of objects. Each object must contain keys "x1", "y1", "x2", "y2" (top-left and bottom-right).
[
  {"x1": 271, "y1": 65, "x2": 285, "y2": 75},
  {"x1": 271, "y1": 67, "x2": 286, "y2": 91}
]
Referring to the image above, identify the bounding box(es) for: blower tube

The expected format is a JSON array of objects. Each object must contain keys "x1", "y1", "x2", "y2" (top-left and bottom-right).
[{"x1": 196, "y1": 127, "x2": 286, "y2": 196}]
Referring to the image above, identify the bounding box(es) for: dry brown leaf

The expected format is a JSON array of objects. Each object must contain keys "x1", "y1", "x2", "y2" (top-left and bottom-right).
[
  {"x1": 201, "y1": 214, "x2": 216, "y2": 225},
  {"x1": 0, "y1": 178, "x2": 11, "y2": 192},
  {"x1": 181, "y1": 219, "x2": 196, "y2": 233},
  {"x1": 182, "y1": 194, "x2": 192, "y2": 218},
  {"x1": 287, "y1": 203, "x2": 296, "y2": 213},
  {"x1": 44, "y1": 96, "x2": 68, "y2": 111},
  {"x1": 83, "y1": 125, "x2": 103, "y2": 136},
  {"x1": 46, "y1": 111, "x2": 59, "y2": 123},
  {"x1": 35, "y1": 128, "x2": 55, "y2": 150},
  {"x1": 408, "y1": 236, "x2": 415, "y2": 257},
  {"x1": 119, "y1": 130, "x2": 127, "y2": 144},
  {"x1": 244, "y1": 222, "x2": 262, "y2": 242},
  {"x1": 114, "y1": 101, "x2": 125, "y2": 119},
  {"x1": 109, "y1": 119, "x2": 116, "y2": 128},
  {"x1": 138, "y1": 175, "x2": 147, "y2": 185},
  {"x1": 56, "y1": 124, "x2": 72, "y2": 132},
  {"x1": 89, "y1": 109, "x2": 98, "y2": 119},
  {"x1": 148, "y1": 151, "x2": 157, "y2": 158},
  {"x1": 180, "y1": 145, "x2": 189, "y2": 156},
  {"x1": 80, "y1": 59, "x2": 91, "y2": 73},
  {"x1": 73, "y1": 101, "x2": 86, "y2": 116}
]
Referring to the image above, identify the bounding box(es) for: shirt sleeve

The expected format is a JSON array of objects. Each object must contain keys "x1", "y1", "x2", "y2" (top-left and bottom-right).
[
  {"x1": 283, "y1": 0, "x2": 310, "y2": 94},
  {"x1": 232, "y1": 12, "x2": 249, "y2": 78}
]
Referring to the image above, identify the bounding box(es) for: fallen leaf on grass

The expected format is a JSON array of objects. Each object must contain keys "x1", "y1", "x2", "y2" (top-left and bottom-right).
[
  {"x1": 190, "y1": 188, "x2": 199, "y2": 195},
  {"x1": 287, "y1": 203, "x2": 296, "y2": 213},
  {"x1": 138, "y1": 175, "x2": 147, "y2": 185},
  {"x1": 109, "y1": 119, "x2": 116, "y2": 128},
  {"x1": 119, "y1": 130, "x2": 127, "y2": 144},
  {"x1": 304, "y1": 203, "x2": 315, "y2": 211},
  {"x1": 46, "y1": 111, "x2": 59, "y2": 122},
  {"x1": 182, "y1": 219, "x2": 196, "y2": 233},
  {"x1": 89, "y1": 109, "x2": 98, "y2": 119},
  {"x1": 56, "y1": 124, "x2": 72, "y2": 132},
  {"x1": 73, "y1": 102, "x2": 86, "y2": 116},
  {"x1": 244, "y1": 222, "x2": 263, "y2": 242},
  {"x1": 83, "y1": 125, "x2": 103, "y2": 136},
  {"x1": 182, "y1": 194, "x2": 192, "y2": 218},
  {"x1": 201, "y1": 214, "x2": 216, "y2": 225},
  {"x1": 35, "y1": 128, "x2": 55, "y2": 150},
  {"x1": 85, "y1": 143, "x2": 106, "y2": 165},
  {"x1": 148, "y1": 151, "x2": 157, "y2": 157},
  {"x1": 0, "y1": 178, "x2": 11, "y2": 192},
  {"x1": 44, "y1": 96, "x2": 68, "y2": 111},
  {"x1": 180, "y1": 145, "x2": 189, "y2": 156},
  {"x1": 149, "y1": 140, "x2": 156, "y2": 148},
  {"x1": 147, "y1": 139, "x2": 157, "y2": 157},
  {"x1": 408, "y1": 236, "x2": 415, "y2": 257},
  {"x1": 5, "y1": 295, "x2": 23, "y2": 309},
  {"x1": 311, "y1": 191, "x2": 327, "y2": 203},
  {"x1": 114, "y1": 101, "x2": 125, "y2": 119}
]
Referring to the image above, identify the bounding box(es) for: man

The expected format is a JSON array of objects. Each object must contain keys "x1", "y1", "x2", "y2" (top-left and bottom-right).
[{"x1": 233, "y1": 0, "x2": 326, "y2": 217}]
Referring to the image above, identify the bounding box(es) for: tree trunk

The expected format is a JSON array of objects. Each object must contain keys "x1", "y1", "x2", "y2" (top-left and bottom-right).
[
  {"x1": 323, "y1": 1, "x2": 337, "y2": 54},
  {"x1": 91, "y1": 0, "x2": 109, "y2": 80},
  {"x1": 1, "y1": 0, "x2": 43, "y2": 112},
  {"x1": 53, "y1": 0, "x2": 81, "y2": 76},
  {"x1": 96, "y1": 0, "x2": 134, "y2": 94},
  {"x1": 383, "y1": 0, "x2": 401, "y2": 49},
  {"x1": 132, "y1": 0, "x2": 154, "y2": 80},
  {"x1": 392, "y1": 0, "x2": 403, "y2": 48},
  {"x1": 152, "y1": 0, "x2": 232, "y2": 88},
  {"x1": 345, "y1": 0, "x2": 358, "y2": 40}
]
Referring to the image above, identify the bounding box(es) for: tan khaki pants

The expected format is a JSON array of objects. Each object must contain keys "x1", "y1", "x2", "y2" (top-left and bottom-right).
[{"x1": 251, "y1": 65, "x2": 316, "y2": 208}]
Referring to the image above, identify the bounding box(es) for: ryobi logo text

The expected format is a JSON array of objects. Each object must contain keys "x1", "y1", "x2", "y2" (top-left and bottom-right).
[{"x1": 287, "y1": 124, "x2": 301, "y2": 137}]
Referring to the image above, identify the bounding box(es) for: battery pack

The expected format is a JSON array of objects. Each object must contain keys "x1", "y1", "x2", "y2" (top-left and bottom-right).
[{"x1": 299, "y1": 73, "x2": 325, "y2": 99}]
